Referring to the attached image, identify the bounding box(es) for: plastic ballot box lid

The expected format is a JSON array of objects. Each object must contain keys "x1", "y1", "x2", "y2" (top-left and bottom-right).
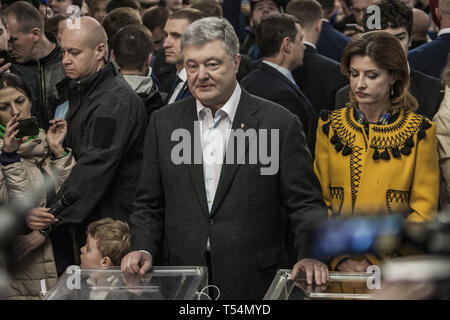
[
  {"x1": 264, "y1": 269, "x2": 376, "y2": 300},
  {"x1": 43, "y1": 266, "x2": 208, "y2": 300}
]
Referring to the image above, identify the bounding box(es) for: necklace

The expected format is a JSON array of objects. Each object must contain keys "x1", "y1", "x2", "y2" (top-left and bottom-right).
[{"x1": 356, "y1": 108, "x2": 390, "y2": 126}]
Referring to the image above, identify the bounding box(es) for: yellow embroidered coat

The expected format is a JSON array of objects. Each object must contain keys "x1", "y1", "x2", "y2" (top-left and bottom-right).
[{"x1": 314, "y1": 107, "x2": 439, "y2": 268}]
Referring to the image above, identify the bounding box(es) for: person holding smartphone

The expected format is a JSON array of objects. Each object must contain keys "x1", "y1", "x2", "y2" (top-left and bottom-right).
[{"x1": 0, "y1": 72, "x2": 75, "y2": 299}]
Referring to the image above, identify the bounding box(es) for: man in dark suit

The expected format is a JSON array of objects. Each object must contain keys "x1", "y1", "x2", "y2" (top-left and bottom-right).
[
  {"x1": 316, "y1": 0, "x2": 350, "y2": 62},
  {"x1": 335, "y1": 0, "x2": 443, "y2": 118},
  {"x1": 408, "y1": 0, "x2": 450, "y2": 79},
  {"x1": 121, "y1": 17, "x2": 329, "y2": 300},
  {"x1": 241, "y1": 14, "x2": 317, "y2": 153},
  {"x1": 287, "y1": 0, "x2": 348, "y2": 115},
  {"x1": 162, "y1": 9, "x2": 203, "y2": 104}
]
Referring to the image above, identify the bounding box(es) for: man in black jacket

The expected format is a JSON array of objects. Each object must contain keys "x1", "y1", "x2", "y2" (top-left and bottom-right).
[
  {"x1": 287, "y1": 0, "x2": 348, "y2": 115},
  {"x1": 241, "y1": 14, "x2": 317, "y2": 154},
  {"x1": 26, "y1": 17, "x2": 147, "y2": 264},
  {"x1": 121, "y1": 17, "x2": 328, "y2": 300},
  {"x1": 5, "y1": 1, "x2": 66, "y2": 130},
  {"x1": 335, "y1": 0, "x2": 443, "y2": 118},
  {"x1": 111, "y1": 25, "x2": 163, "y2": 123}
]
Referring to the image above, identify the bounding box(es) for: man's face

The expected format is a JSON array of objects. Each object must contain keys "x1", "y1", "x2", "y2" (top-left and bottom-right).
[
  {"x1": 50, "y1": 0, "x2": 73, "y2": 15},
  {"x1": 6, "y1": 16, "x2": 35, "y2": 64},
  {"x1": 290, "y1": 23, "x2": 305, "y2": 70},
  {"x1": 0, "y1": 21, "x2": 9, "y2": 51},
  {"x1": 152, "y1": 26, "x2": 165, "y2": 52},
  {"x1": 352, "y1": 0, "x2": 372, "y2": 25},
  {"x1": 383, "y1": 27, "x2": 411, "y2": 56},
  {"x1": 251, "y1": 0, "x2": 280, "y2": 28},
  {"x1": 80, "y1": 235, "x2": 105, "y2": 268},
  {"x1": 166, "y1": 0, "x2": 183, "y2": 12},
  {"x1": 93, "y1": 1, "x2": 108, "y2": 24},
  {"x1": 163, "y1": 18, "x2": 191, "y2": 66},
  {"x1": 60, "y1": 28, "x2": 103, "y2": 80},
  {"x1": 184, "y1": 40, "x2": 240, "y2": 109}
]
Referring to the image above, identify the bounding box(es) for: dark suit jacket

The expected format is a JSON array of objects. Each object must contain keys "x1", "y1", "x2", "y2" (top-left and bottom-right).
[
  {"x1": 165, "y1": 79, "x2": 192, "y2": 104},
  {"x1": 129, "y1": 90, "x2": 327, "y2": 299},
  {"x1": 408, "y1": 33, "x2": 450, "y2": 79},
  {"x1": 316, "y1": 20, "x2": 351, "y2": 63},
  {"x1": 334, "y1": 69, "x2": 444, "y2": 118},
  {"x1": 240, "y1": 62, "x2": 318, "y2": 154},
  {"x1": 292, "y1": 44, "x2": 348, "y2": 116}
]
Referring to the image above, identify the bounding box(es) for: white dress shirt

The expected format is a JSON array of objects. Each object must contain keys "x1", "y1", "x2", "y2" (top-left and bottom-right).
[
  {"x1": 196, "y1": 83, "x2": 241, "y2": 212},
  {"x1": 437, "y1": 28, "x2": 450, "y2": 37},
  {"x1": 262, "y1": 60, "x2": 298, "y2": 87},
  {"x1": 168, "y1": 68, "x2": 187, "y2": 104}
]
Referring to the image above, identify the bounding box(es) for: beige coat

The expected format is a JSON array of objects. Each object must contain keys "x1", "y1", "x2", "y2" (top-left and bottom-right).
[
  {"x1": 434, "y1": 86, "x2": 450, "y2": 206},
  {"x1": 0, "y1": 129, "x2": 75, "y2": 299}
]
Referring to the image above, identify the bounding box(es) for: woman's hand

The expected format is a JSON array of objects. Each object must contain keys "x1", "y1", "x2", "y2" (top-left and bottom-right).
[
  {"x1": 2, "y1": 115, "x2": 26, "y2": 153},
  {"x1": 47, "y1": 119, "x2": 67, "y2": 158}
]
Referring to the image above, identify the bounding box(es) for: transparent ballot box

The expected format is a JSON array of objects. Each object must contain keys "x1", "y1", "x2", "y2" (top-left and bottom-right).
[
  {"x1": 43, "y1": 266, "x2": 208, "y2": 300},
  {"x1": 264, "y1": 269, "x2": 375, "y2": 300}
]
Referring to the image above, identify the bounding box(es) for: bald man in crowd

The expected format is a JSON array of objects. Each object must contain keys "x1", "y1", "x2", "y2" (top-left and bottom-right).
[
  {"x1": 411, "y1": 8, "x2": 430, "y2": 49},
  {"x1": 26, "y1": 16, "x2": 147, "y2": 267}
]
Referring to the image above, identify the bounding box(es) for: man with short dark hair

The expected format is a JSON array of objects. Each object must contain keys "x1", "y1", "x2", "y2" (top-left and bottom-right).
[
  {"x1": 142, "y1": 6, "x2": 170, "y2": 52},
  {"x1": 408, "y1": 0, "x2": 450, "y2": 78},
  {"x1": 240, "y1": 0, "x2": 282, "y2": 60},
  {"x1": 5, "y1": 1, "x2": 66, "y2": 130},
  {"x1": 49, "y1": 0, "x2": 83, "y2": 15},
  {"x1": 241, "y1": 13, "x2": 317, "y2": 153},
  {"x1": 161, "y1": 9, "x2": 204, "y2": 103},
  {"x1": 287, "y1": 0, "x2": 348, "y2": 115},
  {"x1": 102, "y1": 7, "x2": 142, "y2": 45},
  {"x1": 316, "y1": 0, "x2": 350, "y2": 62},
  {"x1": 26, "y1": 17, "x2": 147, "y2": 271},
  {"x1": 111, "y1": 25, "x2": 163, "y2": 122},
  {"x1": 335, "y1": 0, "x2": 443, "y2": 119}
]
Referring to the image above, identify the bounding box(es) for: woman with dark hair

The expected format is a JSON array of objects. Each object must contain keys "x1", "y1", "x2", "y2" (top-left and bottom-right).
[
  {"x1": 0, "y1": 72, "x2": 75, "y2": 299},
  {"x1": 434, "y1": 53, "x2": 450, "y2": 207},
  {"x1": 315, "y1": 31, "x2": 439, "y2": 272}
]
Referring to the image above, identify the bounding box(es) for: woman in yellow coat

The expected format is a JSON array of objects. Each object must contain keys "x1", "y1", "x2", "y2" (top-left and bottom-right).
[{"x1": 314, "y1": 31, "x2": 439, "y2": 272}]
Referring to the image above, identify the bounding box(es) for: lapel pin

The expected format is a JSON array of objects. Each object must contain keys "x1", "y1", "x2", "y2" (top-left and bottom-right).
[{"x1": 241, "y1": 123, "x2": 245, "y2": 128}]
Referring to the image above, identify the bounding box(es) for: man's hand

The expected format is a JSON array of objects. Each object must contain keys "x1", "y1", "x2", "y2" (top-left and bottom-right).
[
  {"x1": 344, "y1": 25, "x2": 364, "y2": 40},
  {"x1": 292, "y1": 258, "x2": 329, "y2": 285},
  {"x1": 121, "y1": 251, "x2": 152, "y2": 275},
  {"x1": 337, "y1": 258, "x2": 370, "y2": 272},
  {"x1": 0, "y1": 58, "x2": 11, "y2": 73},
  {"x1": 27, "y1": 207, "x2": 58, "y2": 230},
  {"x1": 14, "y1": 230, "x2": 46, "y2": 260},
  {"x1": 47, "y1": 119, "x2": 67, "y2": 158}
]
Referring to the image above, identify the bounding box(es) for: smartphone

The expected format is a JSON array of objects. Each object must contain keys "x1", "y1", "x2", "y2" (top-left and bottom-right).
[
  {"x1": 345, "y1": 23, "x2": 359, "y2": 31},
  {"x1": 16, "y1": 117, "x2": 39, "y2": 138},
  {"x1": 0, "y1": 50, "x2": 11, "y2": 68}
]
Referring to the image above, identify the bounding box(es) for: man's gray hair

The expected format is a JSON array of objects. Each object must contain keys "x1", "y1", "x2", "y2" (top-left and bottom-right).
[{"x1": 181, "y1": 17, "x2": 239, "y2": 59}]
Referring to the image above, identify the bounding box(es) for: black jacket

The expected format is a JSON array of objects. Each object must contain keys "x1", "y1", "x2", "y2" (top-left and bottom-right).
[
  {"x1": 18, "y1": 33, "x2": 66, "y2": 130},
  {"x1": 293, "y1": 44, "x2": 348, "y2": 115},
  {"x1": 241, "y1": 62, "x2": 317, "y2": 154},
  {"x1": 130, "y1": 91, "x2": 327, "y2": 299},
  {"x1": 55, "y1": 62, "x2": 147, "y2": 227}
]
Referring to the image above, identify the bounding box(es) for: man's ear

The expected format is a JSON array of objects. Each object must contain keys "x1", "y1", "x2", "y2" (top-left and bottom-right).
[
  {"x1": 281, "y1": 37, "x2": 291, "y2": 54},
  {"x1": 316, "y1": 19, "x2": 323, "y2": 33},
  {"x1": 145, "y1": 53, "x2": 152, "y2": 68},
  {"x1": 96, "y1": 43, "x2": 106, "y2": 61},
  {"x1": 101, "y1": 256, "x2": 112, "y2": 268},
  {"x1": 30, "y1": 28, "x2": 41, "y2": 42},
  {"x1": 110, "y1": 49, "x2": 115, "y2": 61},
  {"x1": 6, "y1": 24, "x2": 10, "y2": 40},
  {"x1": 234, "y1": 53, "x2": 241, "y2": 74}
]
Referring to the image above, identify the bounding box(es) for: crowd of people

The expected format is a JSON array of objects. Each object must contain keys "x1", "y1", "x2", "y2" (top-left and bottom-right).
[{"x1": 0, "y1": 0, "x2": 448, "y2": 300}]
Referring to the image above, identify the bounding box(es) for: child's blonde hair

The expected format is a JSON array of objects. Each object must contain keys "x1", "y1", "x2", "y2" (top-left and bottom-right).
[{"x1": 86, "y1": 218, "x2": 131, "y2": 266}]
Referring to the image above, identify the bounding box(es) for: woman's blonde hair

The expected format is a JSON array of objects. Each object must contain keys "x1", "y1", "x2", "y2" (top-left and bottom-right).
[{"x1": 341, "y1": 31, "x2": 418, "y2": 113}]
